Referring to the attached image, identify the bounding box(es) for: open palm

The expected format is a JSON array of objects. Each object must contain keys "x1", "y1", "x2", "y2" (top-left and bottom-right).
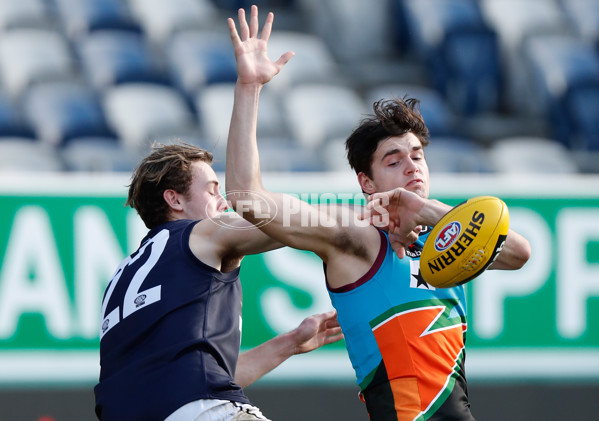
[{"x1": 227, "y1": 5, "x2": 294, "y2": 86}]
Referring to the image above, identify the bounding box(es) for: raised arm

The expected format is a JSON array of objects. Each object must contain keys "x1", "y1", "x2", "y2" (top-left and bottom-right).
[
  {"x1": 225, "y1": 6, "x2": 378, "y2": 262},
  {"x1": 235, "y1": 310, "x2": 343, "y2": 387}
]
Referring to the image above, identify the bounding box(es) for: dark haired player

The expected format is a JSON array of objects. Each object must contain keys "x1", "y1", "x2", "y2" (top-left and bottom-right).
[{"x1": 225, "y1": 6, "x2": 531, "y2": 420}]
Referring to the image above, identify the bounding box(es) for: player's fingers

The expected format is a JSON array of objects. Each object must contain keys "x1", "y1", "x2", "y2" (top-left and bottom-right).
[
  {"x1": 405, "y1": 230, "x2": 418, "y2": 245},
  {"x1": 390, "y1": 238, "x2": 406, "y2": 259},
  {"x1": 238, "y1": 8, "x2": 249, "y2": 40},
  {"x1": 261, "y1": 11, "x2": 274, "y2": 40},
  {"x1": 249, "y1": 5, "x2": 259, "y2": 38},
  {"x1": 227, "y1": 18, "x2": 241, "y2": 46},
  {"x1": 324, "y1": 332, "x2": 344, "y2": 345},
  {"x1": 326, "y1": 327, "x2": 343, "y2": 338},
  {"x1": 274, "y1": 51, "x2": 295, "y2": 69}
]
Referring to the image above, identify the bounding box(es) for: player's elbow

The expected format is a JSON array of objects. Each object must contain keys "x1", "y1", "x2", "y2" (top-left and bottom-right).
[{"x1": 508, "y1": 237, "x2": 531, "y2": 270}]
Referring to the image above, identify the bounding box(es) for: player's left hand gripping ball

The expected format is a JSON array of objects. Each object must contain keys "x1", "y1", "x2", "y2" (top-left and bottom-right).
[{"x1": 420, "y1": 196, "x2": 509, "y2": 288}]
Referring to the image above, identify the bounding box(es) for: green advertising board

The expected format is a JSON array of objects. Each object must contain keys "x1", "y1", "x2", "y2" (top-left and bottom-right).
[{"x1": 0, "y1": 173, "x2": 598, "y2": 385}]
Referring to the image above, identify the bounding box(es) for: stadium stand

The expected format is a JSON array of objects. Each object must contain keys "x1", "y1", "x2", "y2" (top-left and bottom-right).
[
  {"x1": 522, "y1": 34, "x2": 599, "y2": 150},
  {"x1": 22, "y1": 81, "x2": 114, "y2": 146},
  {"x1": 365, "y1": 83, "x2": 461, "y2": 138},
  {"x1": 0, "y1": 29, "x2": 75, "y2": 98},
  {"x1": 128, "y1": 0, "x2": 220, "y2": 44},
  {"x1": 284, "y1": 83, "x2": 367, "y2": 148},
  {"x1": 488, "y1": 136, "x2": 580, "y2": 174},
  {"x1": 76, "y1": 30, "x2": 168, "y2": 91},
  {"x1": 102, "y1": 82, "x2": 197, "y2": 151},
  {"x1": 0, "y1": 137, "x2": 63, "y2": 172},
  {"x1": 167, "y1": 30, "x2": 238, "y2": 101},
  {"x1": 0, "y1": 0, "x2": 595, "y2": 173},
  {"x1": 60, "y1": 136, "x2": 140, "y2": 172},
  {"x1": 54, "y1": 0, "x2": 142, "y2": 39},
  {"x1": 196, "y1": 82, "x2": 289, "y2": 147}
]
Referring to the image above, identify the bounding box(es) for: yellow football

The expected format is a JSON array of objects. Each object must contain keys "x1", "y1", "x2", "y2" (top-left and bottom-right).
[{"x1": 420, "y1": 196, "x2": 509, "y2": 288}]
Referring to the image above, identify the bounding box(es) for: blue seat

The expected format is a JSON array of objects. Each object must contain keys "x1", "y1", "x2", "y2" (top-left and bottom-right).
[
  {"x1": 403, "y1": 0, "x2": 486, "y2": 56},
  {"x1": 54, "y1": 0, "x2": 141, "y2": 39},
  {"x1": 481, "y1": 0, "x2": 573, "y2": 113},
  {"x1": 523, "y1": 35, "x2": 599, "y2": 147},
  {"x1": 167, "y1": 31, "x2": 237, "y2": 100},
  {"x1": 402, "y1": 0, "x2": 502, "y2": 114},
  {"x1": 565, "y1": 82, "x2": 599, "y2": 152},
  {"x1": 22, "y1": 82, "x2": 114, "y2": 146},
  {"x1": 432, "y1": 26, "x2": 502, "y2": 115},
  {"x1": 77, "y1": 30, "x2": 167, "y2": 91},
  {"x1": 560, "y1": 0, "x2": 599, "y2": 47},
  {"x1": 0, "y1": 94, "x2": 35, "y2": 138}
]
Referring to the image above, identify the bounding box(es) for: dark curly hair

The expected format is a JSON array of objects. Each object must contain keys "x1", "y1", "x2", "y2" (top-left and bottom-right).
[
  {"x1": 126, "y1": 142, "x2": 213, "y2": 229},
  {"x1": 346, "y1": 97, "x2": 430, "y2": 178}
]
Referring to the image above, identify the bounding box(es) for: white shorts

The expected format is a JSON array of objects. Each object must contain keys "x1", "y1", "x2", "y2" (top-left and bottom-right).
[{"x1": 165, "y1": 398, "x2": 271, "y2": 421}]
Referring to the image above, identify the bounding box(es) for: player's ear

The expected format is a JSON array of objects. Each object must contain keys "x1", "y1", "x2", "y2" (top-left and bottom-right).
[
  {"x1": 358, "y1": 172, "x2": 376, "y2": 195},
  {"x1": 163, "y1": 189, "x2": 183, "y2": 211}
]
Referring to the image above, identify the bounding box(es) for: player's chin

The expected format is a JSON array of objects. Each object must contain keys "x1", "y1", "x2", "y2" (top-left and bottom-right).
[{"x1": 405, "y1": 183, "x2": 428, "y2": 198}]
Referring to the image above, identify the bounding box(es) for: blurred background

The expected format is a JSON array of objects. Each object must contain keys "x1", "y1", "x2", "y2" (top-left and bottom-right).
[{"x1": 0, "y1": 0, "x2": 598, "y2": 420}]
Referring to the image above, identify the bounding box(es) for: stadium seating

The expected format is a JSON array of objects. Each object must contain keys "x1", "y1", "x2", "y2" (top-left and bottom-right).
[
  {"x1": 0, "y1": 137, "x2": 63, "y2": 172},
  {"x1": 60, "y1": 136, "x2": 140, "y2": 172},
  {"x1": 565, "y1": 82, "x2": 599, "y2": 152},
  {"x1": 425, "y1": 136, "x2": 493, "y2": 173},
  {"x1": 128, "y1": 0, "x2": 220, "y2": 44},
  {"x1": 76, "y1": 30, "x2": 167, "y2": 91},
  {"x1": 54, "y1": 0, "x2": 142, "y2": 39},
  {"x1": 0, "y1": 0, "x2": 593, "y2": 174},
  {"x1": 401, "y1": 0, "x2": 502, "y2": 114},
  {"x1": 0, "y1": 29, "x2": 75, "y2": 98},
  {"x1": 22, "y1": 82, "x2": 114, "y2": 146},
  {"x1": 523, "y1": 34, "x2": 599, "y2": 148},
  {"x1": 266, "y1": 31, "x2": 340, "y2": 92},
  {"x1": 167, "y1": 30, "x2": 238, "y2": 100},
  {"x1": 488, "y1": 136, "x2": 579, "y2": 174},
  {"x1": 481, "y1": 0, "x2": 572, "y2": 114},
  {"x1": 365, "y1": 83, "x2": 460, "y2": 138},
  {"x1": 196, "y1": 83, "x2": 289, "y2": 147},
  {"x1": 0, "y1": 93, "x2": 35, "y2": 138},
  {"x1": 559, "y1": 0, "x2": 599, "y2": 48},
  {"x1": 284, "y1": 84, "x2": 367, "y2": 148},
  {"x1": 0, "y1": 0, "x2": 49, "y2": 31},
  {"x1": 306, "y1": 0, "x2": 393, "y2": 63},
  {"x1": 102, "y1": 83, "x2": 197, "y2": 150}
]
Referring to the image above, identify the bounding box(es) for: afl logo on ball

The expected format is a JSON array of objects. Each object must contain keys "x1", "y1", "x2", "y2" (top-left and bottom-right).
[{"x1": 434, "y1": 221, "x2": 461, "y2": 252}]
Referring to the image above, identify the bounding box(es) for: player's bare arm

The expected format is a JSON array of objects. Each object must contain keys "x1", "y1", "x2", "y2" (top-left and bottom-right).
[
  {"x1": 225, "y1": 6, "x2": 382, "y2": 286},
  {"x1": 235, "y1": 310, "x2": 343, "y2": 387},
  {"x1": 362, "y1": 187, "x2": 531, "y2": 269},
  {"x1": 188, "y1": 212, "x2": 285, "y2": 273}
]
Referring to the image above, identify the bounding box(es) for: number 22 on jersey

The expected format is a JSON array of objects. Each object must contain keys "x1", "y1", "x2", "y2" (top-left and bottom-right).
[{"x1": 99, "y1": 229, "x2": 169, "y2": 339}]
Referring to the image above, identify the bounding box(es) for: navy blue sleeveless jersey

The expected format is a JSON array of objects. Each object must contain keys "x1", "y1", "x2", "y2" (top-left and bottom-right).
[{"x1": 94, "y1": 219, "x2": 250, "y2": 421}]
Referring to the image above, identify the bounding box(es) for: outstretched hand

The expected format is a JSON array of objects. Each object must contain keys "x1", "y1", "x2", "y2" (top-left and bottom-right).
[
  {"x1": 291, "y1": 310, "x2": 344, "y2": 355},
  {"x1": 227, "y1": 5, "x2": 294, "y2": 86},
  {"x1": 359, "y1": 188, "x2": 426, "y2": 258}
]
